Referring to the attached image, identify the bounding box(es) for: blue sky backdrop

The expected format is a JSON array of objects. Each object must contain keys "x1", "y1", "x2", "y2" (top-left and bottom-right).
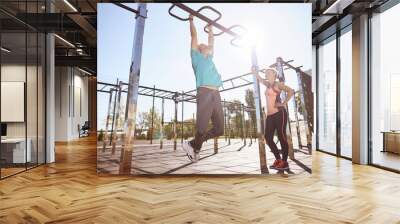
[{"x1": 98, "y1": 3, "x2": 311, "y2": 130}]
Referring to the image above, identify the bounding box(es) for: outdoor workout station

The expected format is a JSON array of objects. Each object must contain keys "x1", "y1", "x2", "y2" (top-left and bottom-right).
[{"x1": 97, "y1": 3, "x2": 313, "y2": 175}]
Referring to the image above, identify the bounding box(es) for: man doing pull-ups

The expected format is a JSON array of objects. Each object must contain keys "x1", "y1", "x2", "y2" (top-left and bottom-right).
[{"x1": 182, "y1": 15, "x2": 224, "y2": 162}]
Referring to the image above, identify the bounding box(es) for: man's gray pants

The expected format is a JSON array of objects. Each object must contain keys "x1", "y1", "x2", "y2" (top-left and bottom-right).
[{"x1": 190, "y1": 87, "x2": 224, "y2": 152}]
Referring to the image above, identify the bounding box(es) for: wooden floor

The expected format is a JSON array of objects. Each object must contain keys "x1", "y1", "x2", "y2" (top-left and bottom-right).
[{"x1": 0, "y1": 137, "x2": 399, "y2": 224}]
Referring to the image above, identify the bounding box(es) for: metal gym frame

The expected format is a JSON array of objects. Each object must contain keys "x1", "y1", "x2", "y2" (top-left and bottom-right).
[
  {"x1": 99, "y1": 72, "x2": 311, "y2": 174},
  {"x1": 98, "y1": 80, "x2": 256, "y2": 150},
  {"x1": 102, "y1": 3, "x2": 312, "y2": 174}
]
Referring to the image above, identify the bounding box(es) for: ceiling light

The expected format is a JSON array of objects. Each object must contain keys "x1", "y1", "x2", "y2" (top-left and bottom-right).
[
  {"x1": 54, "y1": 34, "x2": 75, "y2": 48},
  {"x1": 323, "y1": 0, "x2": 355, "y2": 15},
  {"x1": 63, "y1": 0, "x2": 78, "y2": 12},
  {"x1": 78, "y1": 67, "x2": 92, "y2": 76},
  {"x1": 1, "y1": 47, "x2": 11, "y2": 53}
]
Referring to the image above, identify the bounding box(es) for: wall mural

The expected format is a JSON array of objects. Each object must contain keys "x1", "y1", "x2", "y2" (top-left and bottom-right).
[{"x1": 97, "y1": 3, "x2": 313, "y2": 175}]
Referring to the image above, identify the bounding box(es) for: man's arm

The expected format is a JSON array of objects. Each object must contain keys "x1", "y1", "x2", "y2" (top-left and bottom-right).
[
  {"x1": 189, "y1": 15, "x2": 198, "y2": 50},
  {"x1": 207, "y1": 24, "x2": 214, "y2": 54}
]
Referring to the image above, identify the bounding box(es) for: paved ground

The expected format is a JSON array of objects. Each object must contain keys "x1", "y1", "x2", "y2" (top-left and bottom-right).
[{"x1": 97, "y1": 138, "x2": 312, "y2": 175}]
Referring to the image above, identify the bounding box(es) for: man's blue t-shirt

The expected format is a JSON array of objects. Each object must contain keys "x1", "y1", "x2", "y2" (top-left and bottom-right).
[{"x1": 190, "y1": 49, "x2": 222, "y2": 88}]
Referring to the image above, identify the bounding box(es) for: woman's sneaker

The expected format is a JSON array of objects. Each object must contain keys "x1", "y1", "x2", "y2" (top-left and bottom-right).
[
  {"x1": 182, "y1": 141, "x2": 195, "y2": 162},
  {"x1": 275, "y1": 160, "x2": 289, "y2": 170},
  {"x1": 269, "y1": 159, "x2": 282, "y2": 169}
]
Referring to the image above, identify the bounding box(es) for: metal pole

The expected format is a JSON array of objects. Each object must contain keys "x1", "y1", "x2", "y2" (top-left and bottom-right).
[
  {"x1": 110, "y1": 82, "x2": 118, "y2": 146},
  {"x1": 103, "y1": 89, "x2": 113, "y2": 152},
  {"x1": 223, "y1": 100, "x2": 227, "y2": 142},
  {"x1": 150, "y1": 85, "x2": 155, "y2": 144},
  {"x1": 214, "y1": 137, "x2": 218, "y2": 153},
  {"x1": 173, "y1": 94, "x2": 178, "y2": 151},
  {"x1": 249, "y1": 112, "x2": 253, "y2": 145},
  {"x1": 120, "y1": 3, "x2": 147, "y2": 174},
  {"x1": 111, "y1": 81, "x2": 122, "y2": 154},
  {"x1": 242, "y1": 104, "x2": 247, "y2": 146},
  {"x1": 181, "y1": 91, "x2": 184, "y2": 143},
  {"x1": 296, "y1": 69, "x2": 312, "y2": 154},
  {"x1": 160, "y1": 98, "x2": 164, "y2": 149},
  {"x1": 228, "y1": 109, "x2": 231, "y2": 145},
  {"x1": 192, "y1": 113, "x2": 195, "y2": 138},
  {"x1": 241, "y1": 104, "x2": 244, "y2": 142},
  {"x1": 251, "y1": 47, "x2": 268, "y2": 174},
  {"x1": 240, "y1": 104, "x2": 244, "y2": 143}
]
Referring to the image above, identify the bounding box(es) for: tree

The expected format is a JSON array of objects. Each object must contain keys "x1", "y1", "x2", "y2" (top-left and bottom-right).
[
  {"x1": 163, "y1": 122, "x2": 174, "y2": 140},
  {"x1": 135, "y1": 108, "x2": 161, "y2": 140},
  {"x1": 226, "y1": 99, "x2": 243, "y2": 138}
]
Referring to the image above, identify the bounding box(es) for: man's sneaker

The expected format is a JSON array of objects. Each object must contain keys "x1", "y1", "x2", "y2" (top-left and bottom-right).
[
  {"x1": 269, "y1": 159, "x2": 281, "y2": 169},
  {"x1": 193, "y1": 152, "x2": 200, "y2": 163},
  {"x1": 275, "y1": 160, "x2": 289, "y2": 170},
  {"x1": 182, "y1": 141, "x2": 195, "y2": 162}
]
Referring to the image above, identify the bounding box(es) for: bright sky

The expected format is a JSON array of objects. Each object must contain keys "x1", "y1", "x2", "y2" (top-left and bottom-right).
[{"x1": 97, "y1": 3, "x2": 311, "y2": 130}]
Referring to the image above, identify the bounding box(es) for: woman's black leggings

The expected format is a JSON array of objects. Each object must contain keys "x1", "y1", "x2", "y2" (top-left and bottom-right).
[{"x1": 264, "y1": 109, "x2": 289, "y2": 161}]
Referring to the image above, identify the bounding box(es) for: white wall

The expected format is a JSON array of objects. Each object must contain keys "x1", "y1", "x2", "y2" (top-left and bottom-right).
[
  {"x1": 55, "y1": 67, "x2": 89, "y2": 141},
  {"x1": 1, "y1": 65, "x2": 38, "y2": 138}
]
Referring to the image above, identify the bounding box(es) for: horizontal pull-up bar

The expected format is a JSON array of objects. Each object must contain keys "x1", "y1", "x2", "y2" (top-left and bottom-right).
[
  {"x1": 169, "y1": 3, "x2": 245, "y2": 40},
  {"x1": 113, "y1": 3, "x2": 140, "y2": 15}
]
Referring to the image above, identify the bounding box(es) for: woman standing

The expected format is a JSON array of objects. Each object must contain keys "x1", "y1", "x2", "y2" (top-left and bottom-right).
[{"x1": 252, "y1": 67, "x2": 294, "y2": 170}]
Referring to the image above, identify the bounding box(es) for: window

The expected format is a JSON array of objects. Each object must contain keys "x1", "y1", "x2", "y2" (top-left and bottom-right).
[
  {"x1": 0, "y1": 1, "x2": 46, "y2": 179},
  {"x1": 317, "y1": 36, "x2": 337, "y2": 154},
  {"x1": 339, "y1": 28, "x2": 352, "y2": 158},
  {"x1": 370, "y1": 3, "x2": 400, "y2": 171}
]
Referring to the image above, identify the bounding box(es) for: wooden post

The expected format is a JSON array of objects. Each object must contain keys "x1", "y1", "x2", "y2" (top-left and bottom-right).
[{"x1": 119, "y1": 3, "x2": 147, "y2": 174}]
